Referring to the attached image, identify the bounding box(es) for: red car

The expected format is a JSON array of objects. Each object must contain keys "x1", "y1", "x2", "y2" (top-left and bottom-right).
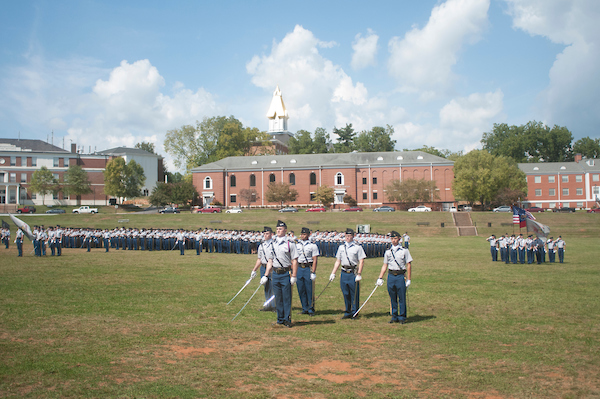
[
  {"x1": 306, "y1": 207, "x2": 326, "y2": 212},
  {"x1": 525, "y1": 207, "x2": 545, "y2": 213},
  {"x1": 200, "y1": 207, "x2": 222, "y2": 213},
  {"x1": 17, "y1": 206, "x2": 36, "y2": 214},
  {"x1": 344, "y1": 207, "x2": 363, "y2": 212},
  {"x1": 587, "y1": 208, "x2": 600, "y2": 213}
]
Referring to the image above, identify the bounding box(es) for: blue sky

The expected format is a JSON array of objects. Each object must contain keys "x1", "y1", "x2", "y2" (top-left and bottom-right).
[{"x1": 1, "y1": 0, "x2": 599, "y2": 171}]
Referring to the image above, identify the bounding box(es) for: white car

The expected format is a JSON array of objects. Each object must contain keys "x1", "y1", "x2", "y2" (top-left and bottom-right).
[
  {"x1": 225, "y1": 207, "x2": 243, "y2": 214},
  {"x1": 408, "y1": 205, "x2": 432, "y2": 212}
]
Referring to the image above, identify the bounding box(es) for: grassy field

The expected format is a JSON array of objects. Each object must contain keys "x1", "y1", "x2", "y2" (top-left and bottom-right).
[{"x1": 1, "y1": 211, "x2": 599, "y2": 398}]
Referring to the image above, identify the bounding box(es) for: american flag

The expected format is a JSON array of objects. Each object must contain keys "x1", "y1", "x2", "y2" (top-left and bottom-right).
[{"x1": 512, "y1": 206, "x2": 535, "y2": 228}]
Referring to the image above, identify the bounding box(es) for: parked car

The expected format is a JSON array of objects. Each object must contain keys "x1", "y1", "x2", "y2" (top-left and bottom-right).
[
  {"x1": 373, "y1": 205, "x2": 395, "y2": 212},
  {"x1": 344, "y1": 207, "x2": 363, "y2": 212},
  {"x1": 408, "y1": 205, "x2": 431, "y2": 212},
  {"x1": 492, "y1": 205, "x2": 512, "y2": 212},
  {"x1": 200, "y1": 206, "x2": 222, "y2": 213},
  {"x1": 525, "y1": 207, "x2": 545, "y2": 213},
  {"x1": 45, "y1": 209, "x2": 66, "y2": 214},
  {"x1": 587, "y1": 208, "x2": 600, "y2": 213},
  {"x1": 278, "y1": 207, "x2": 298, "y2": 213},
  {"x1": 17, "y1": 206, "x2": 36, "y2": 214},
  {"x1": 449, "y1": 206, "x2": 457, "y2": 212},
  {"x1": 553, "y1": 207, "x2": 575, "y2": 213},
  {"x1": 72, "y1": 206, "x2": 98, "y2": 214},
  {"x1": 306, "y1": 207, "x2": 326, "y2": 212},
  {"x1": 457, "y1": 205, "x2": 472, "y2": 212},
  {"x1": 159, "y1": 207, "x2": 180, "y2": 214},
  {"x1": 225, "y1": 207, "x2": 243, "y2": 214}
]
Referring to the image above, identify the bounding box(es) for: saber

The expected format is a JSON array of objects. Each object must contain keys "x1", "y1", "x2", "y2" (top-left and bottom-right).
[
  {"x1": 353, "y1": 284, "x2": 379, "y2": 318},
  {"x1": 232, "y1": 284, "x2": 262, "y2": 321},
  {"x1": 263, "y1": 294, "x2": 275, "y2": 308},
  {"x1": 227, "y1": 278, "x2": 252, "y2": 305},
  {"x1": 314, "y1": 279, "x2": 332, "y2": 304}
]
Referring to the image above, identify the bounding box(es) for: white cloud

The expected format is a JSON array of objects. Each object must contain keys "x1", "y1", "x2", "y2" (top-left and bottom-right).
[
  {"x1": 388, "y1": 0, "x2": 490, "y2": 97},
  {"x1": 351, "y1": 29, "x2": 379, "y2": 70},
  {"x1": 246, "y1": 24, "x2": 389, "y2": 134},
  {"x1": 504, "y1": 0, "x2": 600, "y2": 137}
]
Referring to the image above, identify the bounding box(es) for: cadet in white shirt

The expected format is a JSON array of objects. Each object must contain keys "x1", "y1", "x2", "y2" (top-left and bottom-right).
[
  {"x1": 295, "y1": 227, "x2": 319, "y2": 316},
  {"x1": 251, "y1": 227, "x2": 276, "y2": 311}
]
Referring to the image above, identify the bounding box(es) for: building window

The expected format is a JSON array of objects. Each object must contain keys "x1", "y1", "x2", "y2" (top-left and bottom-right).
[
  {"x1": 577, "y1": 202, "x2": 584, "y2": 208},
  {"x1": 534, "y1": 176, "x2": 541, "y2": 183},
  {"x1": 593, "y1": 186, "x2": 600, "y2": 195},
  {"x1": 269, "y1": 173, "x2": 276, "y2": 183},
  {"x1": 53, "y1": 173, "x2": 59, "y2": 181},
  {"x1": 562, "y1": 188, "x2": 569, "y2": 196},
  {"x1": 310, "y1": 193, "x2": 316, "y2": 201},
  {"x1": 32, "y1": 157, "x2": 37, "y2": 167},
  {"x1": 576, "y1": 175, "x2": 583, "y2": 183},
  {"x1": 310, "y1": 173, "x2": 317, "y2": 185},
  {"x1": 549, "y1": 188, "x2": 555, "y2": 196},
  {"x1": 53, "y1": 192, "x2": 59, "y2": 200},
  {"x1": 21, "y1": 156, "x2": 26, "y2": 166},
  {"x1": 10, "y1": 173, "x2": 16, "y2": 183},
  {"x1": 373, "y1": 177, "x2": 378, "y2": 185},
  {"x1": 31, "y1": 193, "x2": 36, "y2": 200},
  {"x1": 593, "y1": 174, "x2": 599, "y2": 182},
  {"x1": 362, "y1": 177, "x2": 367, "y2": 185},
  {"x1": 576, "y1": 188, "x2": 583, "y2": 195},
  {"x1": 53, "y1": 158, "x2": 59, "y2": 167},
  {"x1": 20, "y1": 173, "x2": 27, "y2": 183},
  {"x1": 373, "y1": 192, "x2": 378, "y2": 200},
  {"x1": 230, "y1": 175, "x2": 236, "y2": 187},
  {"x1": 335, "y1": 172, "x2": 344, "y2": 185},
  {"x1": 289, "y1": 173, "x2": 295, "y2": 185},
  {"x1": 10, "y1": 157, "x2": 16, "y2": 166},
  {"x1": 204, "y1": 177, "x2": 212, "y2": 189},
  {"x1": 535, "y1": 189, "x2": 542, "y2": 196},
  {"x1": 362, "y1": 192, "x2": 367, "y2": 200},
  {"x1": 230, "y1": 194, "x2": 237, "y2": 203},
  {"x1": 535, "y1": 203, "x2": 542, "y2": 208},
  {"x1": 562, "y1": 175, "x2": 569, "y2": 183},
  {"x1": 548, "y1": 176, "x2": 555, "y2": 183},
  {"x1": 250, "y1": 174, "x2": 256, "y2": 187}
]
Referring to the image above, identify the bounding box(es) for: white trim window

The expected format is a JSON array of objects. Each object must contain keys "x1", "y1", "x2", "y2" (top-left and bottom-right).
[
  {"x1": 204, "y1": 176, "x2": 212, "y2": 189},
  {"x1": 335, "y1": 172, "x2": 344, "y2": 186}
]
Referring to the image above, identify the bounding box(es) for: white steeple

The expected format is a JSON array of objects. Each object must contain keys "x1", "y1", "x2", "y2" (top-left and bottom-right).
[{"x1": 266, "y1": 85, "x2": 289, "y2": 133}]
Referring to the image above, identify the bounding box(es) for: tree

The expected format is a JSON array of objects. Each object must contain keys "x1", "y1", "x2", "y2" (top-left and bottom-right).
[
  {"x1": 239, "y1": 188, "x2": 259, "y2": 208},
  {"x1": 572, "y1": 137, "x2": 600, "y2": 159},
  {"x1": 385, "y1": 179, "x2": 439, "y2": 207},
  {"x1": 481, "y1": 121, "x2": 573, "y2": 163},
  {"x1": 62, "y1": 165, "x2": 92, "y2": 205},
  {"x1": 333, "y1": 123, "x2": 355, "y2": 153},
  {"x1": 452, "y1": 150, "x2": 527, "y2": 210},
  {"x1": 164, "y1": 116, "x2": 270, "y2": 172},
  {"x1": 149, "y1": 183, "x2": 172, "y2": 207},
  {"x1": 343, "y1": 194, "x2": 357, "y2": 207},
  {"x1": 134, "y1": 141, "x2": 156, "y2": 154},
  {"x1": 103, "y1": 158, "x2": 146, "y2": 202},
  {"x1": 30, "y1": 166, "x2": 58, "y2": 205},
  {"x1": 313, "y1": 127, "x2": 331, "y2": 153},
  {"x1": 288, "y1": 129, "x2": 315, "y2": 154},
  {"x1": 314, "y1": 186, "x2": 334, "y2": 208},
  {"x1": 355, "y1": 125, "x2": 396, "y2": 152},
  {"x1": 265, "y1": 182, "x2": 298, "y2": 208}
]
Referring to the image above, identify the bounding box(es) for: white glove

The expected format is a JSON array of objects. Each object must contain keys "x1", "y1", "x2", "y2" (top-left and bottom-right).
[
  {"x1": 329, "y1": 273, "x2": 336, "y2": 282},
  {"x1": 310, "y1": 273, "x2": 316, "y2": 281},
  {"x1": 405, "y1": 279, "x2": 411, "y2": 288},
  {"x1": 260, "y1": 276, "x2": 268, "y2": 285},
  {"x1": 355, "y1": 275, "x2": 362, "y2": 282},
  {"x1": 250, "y1": 271, "x2": 257, "y2": 279},
  {"x1": 290, "y1": 276, "x2": 297, "y2": 285},
  {"x1": 376, "y1": 278, "x2": 384, "y2": 286}
]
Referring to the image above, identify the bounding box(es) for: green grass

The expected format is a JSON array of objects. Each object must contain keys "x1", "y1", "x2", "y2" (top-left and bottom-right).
[{"x1": 1, "y1": 212, "x2": 599, "y2": 398}]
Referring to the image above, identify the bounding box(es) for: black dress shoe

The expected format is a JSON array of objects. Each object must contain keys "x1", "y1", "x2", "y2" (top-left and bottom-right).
[
  {"x1": 283, "y1": 321, "x2": 293, "y2": 328},
  {"x1": 341, "y1": 314, "x2": 352, "y2": 319},
  {"x1": 389, "y1": 319, "x2": 395, "y2": 324},
  {"x1": 398, "y1": 319, "x2": 406, "y2": 324}
]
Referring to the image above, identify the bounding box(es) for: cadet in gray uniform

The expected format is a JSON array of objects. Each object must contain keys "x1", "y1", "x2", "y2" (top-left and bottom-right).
[
  {"x1": 376, "y1": 231, "x2": 412, "y2": 324},
  {"x1": 295, "y1": 227, "x2": 319, "y2": 316},
  {"x1": 251, "y1": 226, "x2": 276, "y2": 311}
]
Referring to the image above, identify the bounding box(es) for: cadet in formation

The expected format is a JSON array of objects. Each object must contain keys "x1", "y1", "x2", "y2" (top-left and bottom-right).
[
  {"x1": 376, "y1": 231, "x2": 412, "y2": 324},
  {"x1": 250, "y1": 226, "x2": 276, "y2": 312},
  {"x1": 329, "y1": 228, "x2": 366, "y2": 319},
  {"x1": 295, "y1": 227, "x2": 319, "y2": 316}
]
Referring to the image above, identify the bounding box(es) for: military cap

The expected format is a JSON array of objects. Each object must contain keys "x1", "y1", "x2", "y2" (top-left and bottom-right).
[
  {"x1": 263, "y1": 226, "x2": 273, "y2": 233},
  {"x1": 276, "y1": 220, "x2": 287, "y2": 228},
  {"x1": 345, "y1": 228, "x2": 355, "y2": 235},
  {"x1": 301, "y1": 227, "x2": 310, "y2": 234},
  {"x1": 389, "y1": 231, "x2": 401, "y2": 238}
]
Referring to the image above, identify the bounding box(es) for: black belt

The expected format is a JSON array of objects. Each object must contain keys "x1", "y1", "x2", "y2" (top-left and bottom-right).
[
  {"x1": 389, "y1": 270, "x2": 405, "y2": 276},
  {"x1": 341, "y1": 267, "x2": 356, "y2": 273},
  {"x1": 299, "y1": 263, "x2": 313, "y2": 268},
  {"x1": 274, "y1": 267, "x2": 291, "y2": 274}
]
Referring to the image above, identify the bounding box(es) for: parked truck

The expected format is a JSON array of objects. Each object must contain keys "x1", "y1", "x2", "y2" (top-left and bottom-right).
[{"x1": 72, "y1": 206, "x2": 98, "y2": 214}]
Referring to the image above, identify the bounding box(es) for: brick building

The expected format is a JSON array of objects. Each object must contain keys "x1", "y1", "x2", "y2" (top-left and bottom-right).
[
  {"x1": 191, "y1": 151, "x2": 456, "y2": 209},
  {"x1": 0, "y1": 139, "x2": 163, "y2": 210},
  {"x1": 519, "y1": 155, "x2": 600, "y2": 210}
]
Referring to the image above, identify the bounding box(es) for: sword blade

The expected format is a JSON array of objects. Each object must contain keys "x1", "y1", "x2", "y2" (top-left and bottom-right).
[
  {"x1": 353, "y1": 284, "x2": 379, "y2": 318},
  {"x1": 232, "y1": 284, "x2": 262, "y2": 321},
  {"x1": 314, "y1": 279, "x2": 331, "y2": 304},
  {"x1": 227, "y1": 278, "x2": 252, "y2": 305}
]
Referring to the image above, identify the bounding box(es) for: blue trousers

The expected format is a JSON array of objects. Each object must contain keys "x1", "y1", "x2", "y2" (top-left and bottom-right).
[
  {"x1": 388, "y1": 273, "x2": 407, "y2": 321},
  {"x1": 296, "y1": 266, "x2": 314, "y2": 314},
  {"x1": 558, "y1": 248, "x2": 564, "y2": 263},
  {"x1": 260, "y1": 265, "x2": 275, "y2": 310},
  {"x1": 548, "y1": 250, "x2": 555, "y2": 262},
  {"x1": 340, "y1": 272, "x2": 360, "y2": 316},
  {"x1": 490, "y1": 247, "x2": 497, "y2": 261},
  {"x1": 178, "y1": 241, "x2": 184, "y2": 255},
  {"x1": 16, "y1": 239, "x2": 23, "y2": 256},
  {"x1": 272, "y1": 272, "x2": 292, "y2": 324},
  {"x1": 104, "y1": 238, "x2": 109, "y2": 252}
]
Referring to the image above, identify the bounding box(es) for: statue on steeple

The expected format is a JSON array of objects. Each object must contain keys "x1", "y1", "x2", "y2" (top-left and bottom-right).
[{"x1": 266, "y1": 85, "x2": 289, "y2": 133}]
